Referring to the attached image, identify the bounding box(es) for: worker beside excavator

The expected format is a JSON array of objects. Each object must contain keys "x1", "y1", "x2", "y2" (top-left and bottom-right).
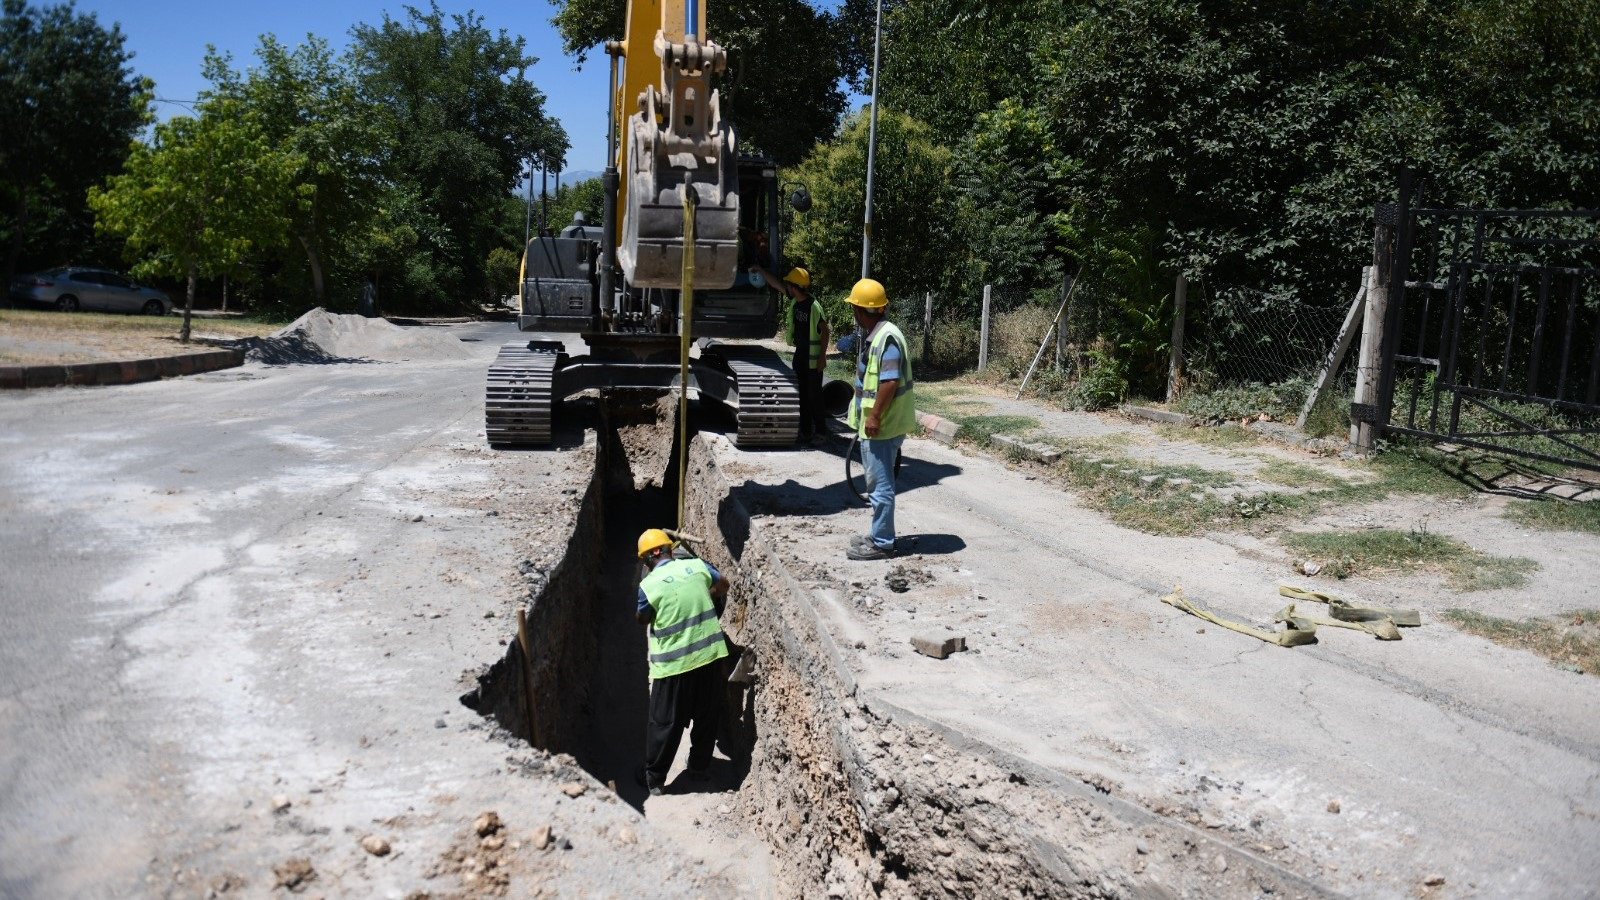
[
  {"x1": 634, "y1": 528, "x2": 731, "y2": 795},
  {"x1": 753, "y1": 262, "x2": 829, "y2": 441},
  {"x1": 845, "y1": 278, "x2": 914, "y2": 561}
]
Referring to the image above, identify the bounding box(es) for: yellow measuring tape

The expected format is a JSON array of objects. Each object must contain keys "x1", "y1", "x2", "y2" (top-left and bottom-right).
[{"x1": 676, "y1": 186, "x2": 697, "y2": 531}]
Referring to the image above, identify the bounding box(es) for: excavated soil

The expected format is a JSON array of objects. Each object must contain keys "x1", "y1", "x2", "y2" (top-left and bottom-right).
[
  {"x1": 463, "y1": 400, "x2": 1330, "y2": 897},
  {"x1": 239, "y1": 308, "x2": 479, "y2": 363}
]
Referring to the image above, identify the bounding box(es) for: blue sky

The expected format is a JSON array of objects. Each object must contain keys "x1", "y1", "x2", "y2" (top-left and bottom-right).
[{"x1": 79, "y1": 0, "x2": 614, "y2": 173}]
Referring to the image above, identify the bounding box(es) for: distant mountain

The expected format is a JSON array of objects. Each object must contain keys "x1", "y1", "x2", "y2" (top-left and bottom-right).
[{"x1": 556, "y1": 169, "x2": 602, "y2": 184}]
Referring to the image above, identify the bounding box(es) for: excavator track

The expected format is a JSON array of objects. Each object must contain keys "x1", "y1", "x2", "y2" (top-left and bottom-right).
[
  {"x1": 485, "y1": 341, "x2": 562, "y2": 446},
  {"x1": 713, "y1": 345, "x2": 801, "y2": 448}
]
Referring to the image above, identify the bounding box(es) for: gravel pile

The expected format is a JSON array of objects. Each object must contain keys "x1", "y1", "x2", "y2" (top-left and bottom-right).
[{"x1": 240, "y1": 309, "x2": 478, "y2": 364}]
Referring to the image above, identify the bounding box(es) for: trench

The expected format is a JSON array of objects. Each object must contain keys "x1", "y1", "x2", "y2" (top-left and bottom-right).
[{"x1": 461, "y1": 394, "x2": 1329, "y2": 898}]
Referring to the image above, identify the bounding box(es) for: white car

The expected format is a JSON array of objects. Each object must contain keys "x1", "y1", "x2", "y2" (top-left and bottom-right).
[{"x1": 9, "y1": 267, "x2": 172, "y2": 315}]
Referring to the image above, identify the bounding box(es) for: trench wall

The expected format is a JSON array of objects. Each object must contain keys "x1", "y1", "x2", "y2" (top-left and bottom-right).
[{"x1": 681, "y1": 434, "x2": 1329, "y2": 899}]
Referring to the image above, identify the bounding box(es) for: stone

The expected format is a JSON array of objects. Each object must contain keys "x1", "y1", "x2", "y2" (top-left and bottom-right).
[
  {"x1": 910, "y1": 635, "x2": 966, "y2": 659},
  {"x1": 481, "y1": 835, "x2": 505, "y2": 851},
  {"x1": 617, "y1": 827, "x2": 637, "y2": 845},
  {"x1": 1136, "y1": 840, "x2": 1150, "y2": 855},
  {"x1": 360, "y1": 835, "x2": 391, "y2": 857},
  {"x1": 473, "y1": 811, "x2": 502, "y2": 837},
  {"x1": 271, "y1": 795, "x2": 292, "y2": 813},
  {"x1": 532, "y1": 825, "x2": 552, "y2": 850},
  {"x1": 1423, "y1": 874, "x2": 1445, "y2": 887},
  {"x1": 561, "y1": 782, "x2": 587, "y2": 798},
  {"x1": 272, "y1": 858, "x2": 315, "y2": 891},
  {"x1": 1212, "y1": 854, "x2": 1228, "y2": 874},
  {"x1": 1326, "y1": 799, "x2": 1341, "y2": 814}
]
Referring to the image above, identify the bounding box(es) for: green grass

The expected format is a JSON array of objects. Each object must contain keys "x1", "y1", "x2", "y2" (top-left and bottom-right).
[
  {"x1": 1152, "y1": 422, "x2": 1262, "y2": 448},
  {"x1": 1254, "y1": 458, "x2": 1349, "y2": 490},
  {"x1": 1280, "y1": 527, "x2": 1537, "y2": 591},
  {"x1": 952, "y1": 414, "x2": 1040, "y2": 444},
  {"x1": 1443, "y1": 608, "x2": 1600, "y2": 675},
  {"x1": 1504, "y1": 499, "x2": 1600, "y2": 535}
]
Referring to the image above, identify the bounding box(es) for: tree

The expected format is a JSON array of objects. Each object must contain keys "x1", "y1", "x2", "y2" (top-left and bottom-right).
[
  {"x1": 88, "y1": 98, "x2": 299, "y2": 341},
  {"x1": 351, "y1": 2, "x2": 567, "y2": 311},
  {"x1": 202, "y1": 35, "x2": 381, "y2": 306},
  {"x1": 0, "y1": 0, "x2": 150, "y2": 289},
  {"x1": 547, "y1": 0, "x2": 846, "y2": 167},
  {"x1": 784, "y1": 109, "x2": 962, "y2": 323}
]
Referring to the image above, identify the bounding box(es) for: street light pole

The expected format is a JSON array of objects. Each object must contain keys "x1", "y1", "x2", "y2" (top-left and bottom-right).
[{"x1": 860, "y1": 0, "x2": 883, "y2": 280}]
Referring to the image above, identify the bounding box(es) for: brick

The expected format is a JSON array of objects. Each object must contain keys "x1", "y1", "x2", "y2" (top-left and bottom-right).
[{"x1": 910, "y1": 635, "x2": 967, "y2": 659}]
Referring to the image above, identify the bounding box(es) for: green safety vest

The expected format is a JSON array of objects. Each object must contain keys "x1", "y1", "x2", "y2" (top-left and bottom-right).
[
  {"x1": 847, "y1": 320, "x2": 916, "y2": 440},
  {"x1": 794, "y1": 297, "x2": 824, "y2": 365},
  {"x1": 641, "y1": 558, "x2": 728, "y2": 680}
]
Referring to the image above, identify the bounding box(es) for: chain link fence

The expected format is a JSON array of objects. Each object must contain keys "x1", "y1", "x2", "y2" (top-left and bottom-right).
[{"x1": 911, "y1": 268, "x2": 1364, "y2": 432}]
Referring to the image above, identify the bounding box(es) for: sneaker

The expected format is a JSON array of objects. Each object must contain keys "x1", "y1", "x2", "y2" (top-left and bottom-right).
[{"x1": 847, "y1": 541, "x2": 896, "y2": 561}]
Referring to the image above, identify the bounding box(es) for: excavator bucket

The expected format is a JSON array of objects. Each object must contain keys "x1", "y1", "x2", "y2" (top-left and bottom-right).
[{"x1": 618, "y1": 34, "x2": 740, "y2": 290}]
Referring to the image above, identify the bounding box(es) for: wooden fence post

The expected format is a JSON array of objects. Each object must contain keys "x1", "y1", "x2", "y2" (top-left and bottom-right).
[
  {"x1": 1296, "y1": 267, "x2": 1369, "y2": 430},
  {"x1": 1351, "y1": 224, "x2": 1394, "y2": 448},
  {"x1": 922, "y1": 291, "x2": 933, "y2": 361},
  {"x1": 979, "y1": 284, "x2": 991, "y2": 373},
  {"x1": 1166, "y1": 275, "x2": 1188, "y2": 402}
]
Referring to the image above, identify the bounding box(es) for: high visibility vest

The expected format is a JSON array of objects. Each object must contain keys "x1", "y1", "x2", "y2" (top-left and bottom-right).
[
  {"x1": 847, "y1": 320, "x2": 916, "y2": 440},
  {"x1": 641, "y1": 558, "x2": 728, "y2": 680},
  {"x1": 793, "y1": 297, "x2": 824, "y2": 366}
]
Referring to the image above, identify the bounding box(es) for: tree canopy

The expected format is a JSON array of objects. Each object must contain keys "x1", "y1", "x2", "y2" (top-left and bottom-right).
[
  {"x1": 0, "y1": 0, "x2": 150, "y2": 288},
  {"x1": 548, "y1": 0, "x2": 847, "y2": 166}
]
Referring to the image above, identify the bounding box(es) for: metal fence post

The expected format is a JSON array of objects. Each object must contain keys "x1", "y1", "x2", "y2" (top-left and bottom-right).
[
  {"x1": 1166, "y1": 275, "x2": 1187, "y2": 401},
  {"x1": 978, "y1": 284, "x2": 991, "y2": 372}
]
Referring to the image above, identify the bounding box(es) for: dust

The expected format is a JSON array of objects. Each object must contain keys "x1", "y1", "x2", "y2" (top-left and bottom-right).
[{"x1": 237, "y1": 308, "x2": 477, "y2": 363}]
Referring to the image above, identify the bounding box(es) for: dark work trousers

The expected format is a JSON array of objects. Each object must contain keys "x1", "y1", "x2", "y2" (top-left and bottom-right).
[
  {"x1": 644, "y1": 660, "x2": 724, "y2": 785},
  {"x1": 806, "y1": 368, "x2": 829, "y2": 433},
  {"x1": 795, "y1": 359, "x2": 819, "y2": 438}
]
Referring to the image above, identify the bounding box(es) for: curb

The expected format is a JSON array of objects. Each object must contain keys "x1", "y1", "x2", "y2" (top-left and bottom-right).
[
  {"x1": 916, "y1": 411, "x2": 960, "y2": 445},
  {"x1": 0, "y1": 348, "x2": 245, "y2": 390}
]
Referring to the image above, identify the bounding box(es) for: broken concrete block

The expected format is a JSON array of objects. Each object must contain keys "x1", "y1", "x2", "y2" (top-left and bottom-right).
[{"x1": 910, "y1": 635, "x2": 967, "y2": 659}]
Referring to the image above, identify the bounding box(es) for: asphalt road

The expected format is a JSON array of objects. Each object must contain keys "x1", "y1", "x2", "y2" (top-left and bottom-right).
[{"x1": 0, "y1": 323, "x2": 730, "y2": 898}]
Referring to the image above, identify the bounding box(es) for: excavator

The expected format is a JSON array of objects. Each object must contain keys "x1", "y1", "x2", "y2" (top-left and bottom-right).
[{"x1": 485, "y1": 0, "x2": 805, "y2": 448}]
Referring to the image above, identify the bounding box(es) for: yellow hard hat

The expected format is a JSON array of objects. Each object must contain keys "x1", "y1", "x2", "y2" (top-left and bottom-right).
[
  {"x1": 637, "y1": 528, "x2": 673, "y2": 559},
  {"x1": 847, "y1": 278, "x2": 888, "y2": 310},
  {"x1": 784, "y1": 267, "x2": 810, "y2": 289}
]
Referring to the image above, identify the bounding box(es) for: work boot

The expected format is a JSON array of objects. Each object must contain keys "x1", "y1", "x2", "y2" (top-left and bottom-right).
[
  {"x1": 847, "y1": 541, "x2": 895, "y2": 561},
  {"x1": 849, "y1": 534, "x2": 874, "y2": 549}
]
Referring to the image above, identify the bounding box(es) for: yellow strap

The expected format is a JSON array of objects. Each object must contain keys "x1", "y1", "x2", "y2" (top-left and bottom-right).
[
  {"x1": 1161, "y1": 585, "x2": 1318, "y2": 647},
  {"x1": 677, "y1": 188, "x2": 696, "y2": 531},
  {"x1": 1278, "y1": 585, "x2": 1421, "y2": 628},
  {"x1": 1275, "y1": 604, "x2": 1402, "y2": 641}
]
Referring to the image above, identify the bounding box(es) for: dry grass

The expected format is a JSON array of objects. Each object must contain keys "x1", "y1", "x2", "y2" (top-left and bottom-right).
[
  {"x1": 0, "y1": 309, "x2": 278, "y2": 365},
  {"x1": 1444, "y1": 608, "x2": 1600, "y2": 675}
]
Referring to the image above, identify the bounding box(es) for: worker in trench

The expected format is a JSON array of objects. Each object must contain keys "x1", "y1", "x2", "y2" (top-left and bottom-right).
[
  {"x1": 846, "y1": 278, "x2": 914, "y2": 561},
  {"x1": 634, "y1": 528, "x2": 731, "y2": 796}
]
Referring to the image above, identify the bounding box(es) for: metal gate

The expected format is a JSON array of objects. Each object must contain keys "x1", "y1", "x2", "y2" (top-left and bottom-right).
[{"x1": 1375, "y1": 176, "x2": 1600, "y2": 472}]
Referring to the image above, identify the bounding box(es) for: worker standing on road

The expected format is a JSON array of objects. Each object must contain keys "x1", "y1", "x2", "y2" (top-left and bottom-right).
[
  {"x1": 635, "y1": 528, "x2": 730, "y2": 795},
  {"x1": 755, "y1": 263, "x2": 829, "y2": 442},
  {"x1": 845, "y1": 278, "x2": 914, "y2": 561}
]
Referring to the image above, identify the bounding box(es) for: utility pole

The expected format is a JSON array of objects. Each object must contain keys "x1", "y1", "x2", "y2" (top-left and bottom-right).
[{"x1": 860, "y1": 0, "x2": 884, "y2": 280}]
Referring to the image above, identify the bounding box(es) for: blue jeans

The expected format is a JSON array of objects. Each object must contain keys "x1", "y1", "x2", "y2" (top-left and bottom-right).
[{"x1": 862, "y1": 434, "x2": 903, "y2": 549}]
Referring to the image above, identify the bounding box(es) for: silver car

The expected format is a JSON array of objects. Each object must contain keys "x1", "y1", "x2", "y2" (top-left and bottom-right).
[{"x1": 8, "y1": 267, "x2": 172, "y2": 315}]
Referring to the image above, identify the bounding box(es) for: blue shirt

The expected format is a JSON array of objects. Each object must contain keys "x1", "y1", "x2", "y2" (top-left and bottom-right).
[
  {"x1": 854, "y1": 321, "x2": 902, "y2": 390},
  {"x1": 637, "y1": 557, "x2": 722, "y2": 617}
]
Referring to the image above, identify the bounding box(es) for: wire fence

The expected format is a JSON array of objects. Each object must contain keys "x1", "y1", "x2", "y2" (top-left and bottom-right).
[{"x1": 911, "y1": 268, "x2": 1364, "y2": 428}]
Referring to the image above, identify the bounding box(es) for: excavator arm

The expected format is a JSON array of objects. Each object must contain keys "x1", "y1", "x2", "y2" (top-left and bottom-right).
[{"x1": 609, "y1": 0, "x2": 740, "y2": 290}]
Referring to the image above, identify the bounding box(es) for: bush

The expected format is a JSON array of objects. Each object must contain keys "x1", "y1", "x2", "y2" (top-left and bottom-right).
[
  {"x1": 1174, "y1": 377, "x2": 1311, "y2": 423},
  {"x1": 1064, "y1": 346, "x2": 1127, "y2": 410}
]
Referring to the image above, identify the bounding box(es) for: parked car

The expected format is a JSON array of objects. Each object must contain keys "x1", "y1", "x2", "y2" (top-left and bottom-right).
[{"x1": 8, "y1": 267, "x2": 171, "y2": 315}]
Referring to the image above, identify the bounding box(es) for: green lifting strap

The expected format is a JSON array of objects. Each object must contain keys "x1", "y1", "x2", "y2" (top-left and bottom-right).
[
  {"x1": 1161, "y1": 585, "x2": 1318, "y2": 648},
  {"x1": 1279, "y1": 585, "x2": 1422, "y2": 628}
]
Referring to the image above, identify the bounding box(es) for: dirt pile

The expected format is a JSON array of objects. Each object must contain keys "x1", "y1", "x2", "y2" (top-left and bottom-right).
[{"x1": 240, "y1": 309, "x2": 477, "y2": 363}]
